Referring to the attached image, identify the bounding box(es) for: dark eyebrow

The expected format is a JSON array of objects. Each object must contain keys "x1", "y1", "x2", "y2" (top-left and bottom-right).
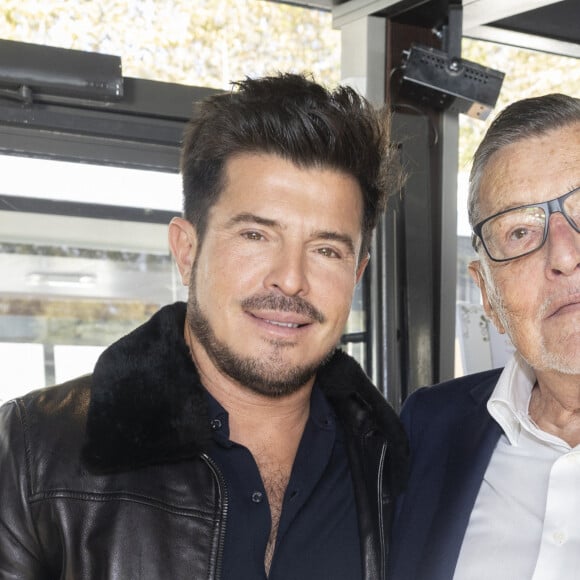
[
  {"x1": 226, "y1": 212, "x2": 280, "y2": 228},
  {"x1": 227, "y1": 212, "x2": 356, "y2": 256},
  {"x1": 312, "y1": 230, "x2": 356, "y2": 256}
]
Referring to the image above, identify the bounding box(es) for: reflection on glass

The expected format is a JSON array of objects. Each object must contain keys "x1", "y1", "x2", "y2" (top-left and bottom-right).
[
  {"x1": 0, "y1": 343, "x2": 45, "y2": 404},
  {"x1": 0, "y1": 239, "x2": 187, "y2": 397}
]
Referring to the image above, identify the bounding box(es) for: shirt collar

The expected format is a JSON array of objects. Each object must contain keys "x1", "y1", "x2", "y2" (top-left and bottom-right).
[
  {"x1": 204, "y1": 384, "x2": 337, "y2": 445},
  {"x1": 487, "y1": 351, "x2": 537, "y2": 446}
]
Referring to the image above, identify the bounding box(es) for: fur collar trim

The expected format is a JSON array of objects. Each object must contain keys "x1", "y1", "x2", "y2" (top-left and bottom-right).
[{"x1": 83, "y1": 302, "x2": 407, "y2": 478}]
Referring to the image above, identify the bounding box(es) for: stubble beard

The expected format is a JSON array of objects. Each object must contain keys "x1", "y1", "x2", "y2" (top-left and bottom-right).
[
  {"x1": 186, "y1": 263, "x2": 335, "y2": 398},
  {"x1": 484, "y1": 266, "x2": 580, "y2": 376}
]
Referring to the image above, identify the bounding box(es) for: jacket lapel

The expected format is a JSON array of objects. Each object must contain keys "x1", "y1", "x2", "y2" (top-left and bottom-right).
[{"x1": 417, "y1": 379, "x2": 502, "y2": 580}]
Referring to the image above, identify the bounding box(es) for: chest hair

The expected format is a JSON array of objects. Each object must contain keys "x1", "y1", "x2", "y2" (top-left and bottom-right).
[{"x1": 255, "y1": 454, "x2": 294, "y2": 575}]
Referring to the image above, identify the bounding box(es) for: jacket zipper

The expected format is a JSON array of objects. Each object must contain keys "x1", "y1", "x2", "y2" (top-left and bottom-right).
[
  {"x1": 200, "y1": 453, "x2": 229, "y2": 580},
  {"x1": 376, "y1": 441, "x2": 387, "y2": 580}
]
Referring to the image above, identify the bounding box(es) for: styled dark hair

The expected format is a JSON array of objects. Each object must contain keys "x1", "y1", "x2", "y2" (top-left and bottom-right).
[
  {"x1": 180, "y1": 73, "x2": 401, "y2": 259},
  {"x1": 468, "y1": 93, "x2": 580, "y2": 229}
]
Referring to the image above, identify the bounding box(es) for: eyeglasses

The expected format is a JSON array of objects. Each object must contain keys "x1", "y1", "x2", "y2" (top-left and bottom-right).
[{"x1": 472, "y1": 186, "x2": 580, "y2": 262}]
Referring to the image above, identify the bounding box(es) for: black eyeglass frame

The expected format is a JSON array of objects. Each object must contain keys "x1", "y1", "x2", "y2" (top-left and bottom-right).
[{"x1": 472, "y1": 186, "x2": 580, "y2": 262}]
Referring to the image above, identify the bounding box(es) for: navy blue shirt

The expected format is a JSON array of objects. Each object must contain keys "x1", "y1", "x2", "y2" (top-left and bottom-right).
[{"x1": 205, "y1": 385, "x2": 362, "y2": 580}]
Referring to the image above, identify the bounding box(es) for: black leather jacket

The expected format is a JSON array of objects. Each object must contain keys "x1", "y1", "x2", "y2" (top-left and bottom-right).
[{"x1": 0, "y1": 303, "x2": 408, "y2": 580}]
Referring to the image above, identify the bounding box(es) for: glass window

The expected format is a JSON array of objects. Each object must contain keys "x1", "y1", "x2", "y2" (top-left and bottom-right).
[
  {"x1": 0, "y1": 154, "x2": 188, "y2": 395},
  {"x1": 0, "y1": 343, "x2": 45, "y2": 404}
]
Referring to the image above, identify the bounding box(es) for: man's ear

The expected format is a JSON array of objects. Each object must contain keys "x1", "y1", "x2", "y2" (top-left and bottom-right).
[
  {"x1": 355, "y1": 254, "x2": 370, "y2": 284},
  {"x1": 468, "y1": 260, "x2": 506, "y2": 334},
  {"x1": 168, "y1": 217, "x2": 198, "y2": 286}
]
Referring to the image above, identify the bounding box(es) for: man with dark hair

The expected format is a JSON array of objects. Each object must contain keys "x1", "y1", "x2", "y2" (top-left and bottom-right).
[
  {"x1": 0, "y1": 73, "x2": 408, "y2": 580},
  {"x1": 389, "y1": 93, "x2": 580, "y2": 580}
]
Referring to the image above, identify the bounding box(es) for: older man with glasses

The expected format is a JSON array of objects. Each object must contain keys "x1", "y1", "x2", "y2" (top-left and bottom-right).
[{"x1": 389, "y1": 93, "x2": 580, "y2": 580}]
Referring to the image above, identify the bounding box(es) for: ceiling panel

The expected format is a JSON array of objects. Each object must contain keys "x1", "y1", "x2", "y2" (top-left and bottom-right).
[
  {"x1": 271, "y1": 0, "x2": 580, "y2": 57},
  {"x1": 488, "y1": 0, "x2": 580, "y2": 44}
]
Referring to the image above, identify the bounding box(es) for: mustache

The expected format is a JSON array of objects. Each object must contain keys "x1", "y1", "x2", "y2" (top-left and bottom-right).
[
  {"x1": 540, "y1": 287, "x2": 580, "y2": 317},
  {"x1": 240, "y1": 294, "x2": 326, "y2": 324}
]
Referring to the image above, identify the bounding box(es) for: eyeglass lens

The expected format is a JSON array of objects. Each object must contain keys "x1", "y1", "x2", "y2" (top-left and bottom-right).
[{"x1": 481, "y1": 188, "x2": 580, "y2": 260}]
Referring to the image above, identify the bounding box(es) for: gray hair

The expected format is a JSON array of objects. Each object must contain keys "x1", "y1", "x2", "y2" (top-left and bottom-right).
[{"x1": 468, "y1": 93, "x2": 580, "y2": 230}]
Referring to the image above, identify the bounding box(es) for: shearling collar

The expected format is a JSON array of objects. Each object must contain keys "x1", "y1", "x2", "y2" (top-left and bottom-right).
[{"x1": 82, "y1": 302, "x2": 406, "y2": 478}]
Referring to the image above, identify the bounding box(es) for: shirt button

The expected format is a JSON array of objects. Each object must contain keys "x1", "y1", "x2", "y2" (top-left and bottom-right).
[
  {"x1": 210, "y1": 419, "x2": 222, "y2": 431},
  {"x1": 251, "y1": 491, "x2": 264, "y2": 503},
  {"x1": 553, "y1": 531, "x2": 567, "y2": 545}
]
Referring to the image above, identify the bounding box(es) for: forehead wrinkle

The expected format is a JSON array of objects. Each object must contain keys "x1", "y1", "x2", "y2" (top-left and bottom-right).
[
  {"x1": 480, "y1": 125, "x2": 580, "y2": 220},
  {"x1": 478, "y1": 182, "x2": 512, "y2": 223},
  {"x1": 480, "y1": 154, "x2": 553, "y2": 221}
]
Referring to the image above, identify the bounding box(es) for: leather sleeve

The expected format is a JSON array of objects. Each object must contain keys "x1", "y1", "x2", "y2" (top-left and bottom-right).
[{"x1": 0, "y1": 400, "x2": 47, "y2": 579}]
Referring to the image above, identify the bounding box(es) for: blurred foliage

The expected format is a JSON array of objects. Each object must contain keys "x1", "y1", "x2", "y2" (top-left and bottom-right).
[
  {"x1": 0, "y1": 0, "x2": 341, "y2": 88},
  {"x1": 460, "y1": 38, "x2": 580, "y2": 172}
]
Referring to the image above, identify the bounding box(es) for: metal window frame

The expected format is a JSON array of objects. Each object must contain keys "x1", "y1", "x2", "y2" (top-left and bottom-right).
[{"x1": 0, "y1": 44, "x2": 221, "y2": 171}]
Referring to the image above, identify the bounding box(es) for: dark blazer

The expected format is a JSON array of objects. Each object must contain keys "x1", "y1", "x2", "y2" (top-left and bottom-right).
[{"x1": 389, "y1": 368, "x2": 504, "y2": 580}]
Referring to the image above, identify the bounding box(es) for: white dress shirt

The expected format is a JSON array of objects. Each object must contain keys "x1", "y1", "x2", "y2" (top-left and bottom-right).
[{"x1": 453, "y1": 352, "x2": 580, "y2": 580}]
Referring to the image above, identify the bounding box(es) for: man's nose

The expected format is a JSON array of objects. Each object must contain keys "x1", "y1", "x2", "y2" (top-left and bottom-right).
[
  {"x1": 545, "y1": 212, "x2": 580, "y2": 277},
  {"x1": 264, "y1": 243, "x2": 310, "y2": 296}
]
